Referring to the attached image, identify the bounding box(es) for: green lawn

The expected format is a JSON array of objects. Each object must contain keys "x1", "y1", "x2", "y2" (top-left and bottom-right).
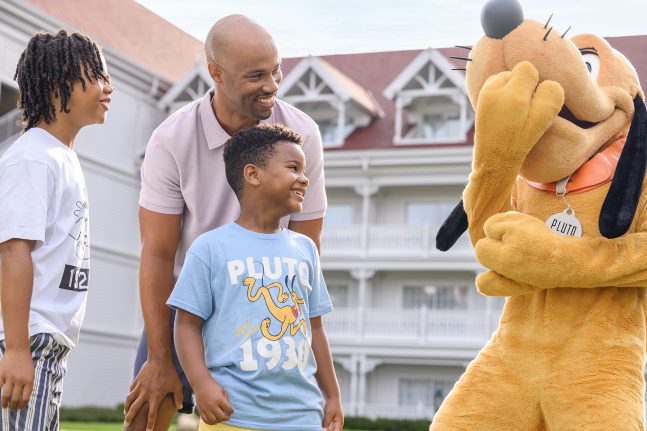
[
  {"x1": 60, "y1": 422, "x2": 176, "y2": 431},
  {"x1": 60, "y1": 423, "x2": 363, "y2": 431}
]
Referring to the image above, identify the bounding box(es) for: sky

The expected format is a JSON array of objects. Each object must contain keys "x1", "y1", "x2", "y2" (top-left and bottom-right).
[{"x1": 136, "y1": 0, "x2": 647, "y2": 57}]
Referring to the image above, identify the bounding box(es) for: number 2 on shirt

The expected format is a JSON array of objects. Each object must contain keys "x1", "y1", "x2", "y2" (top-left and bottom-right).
[{"x1": 239, "y1": 336, "x2": 310, "y2": 371}]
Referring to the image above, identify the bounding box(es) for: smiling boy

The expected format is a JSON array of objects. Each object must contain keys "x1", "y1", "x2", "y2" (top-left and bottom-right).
[
  {"x1": 168, "y1": 124, "x2": 343, "y2": 431},
  {"x1": 0, "y1": 29, "x2": 113, "y2": 430}
]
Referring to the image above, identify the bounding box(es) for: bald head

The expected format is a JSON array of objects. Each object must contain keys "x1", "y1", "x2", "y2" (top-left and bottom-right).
[{"x1": 205, "y1": 15, "x2": 274, "y2": 65}]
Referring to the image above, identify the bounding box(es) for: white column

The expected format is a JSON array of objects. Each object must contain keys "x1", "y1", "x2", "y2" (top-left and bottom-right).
[
  {"x1": 459, "y1": 94, "x2": 467, "y2": 137},
  {"x1": 336, "y1": 355, "x2": 359, "y2": 416},
  {"x1": 354, "y1": 185, "x2": 379, "y2": 258},
  {"x1": 357, "y1": 356, "x2": 382, "y2": 417},
  {"x1": 336, "y1": 99, "x2": 346, "y2": 146},
  {"x1": 394, "y1": 96, "x2": 403, "y2": 143},
  {"x1": 350, "y1": 269, "x2": 376, "y2": 339}
]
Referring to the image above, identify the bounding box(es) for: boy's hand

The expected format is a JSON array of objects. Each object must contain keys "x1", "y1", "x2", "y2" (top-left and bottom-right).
[
  {"x1": 322, "y1": 397, "x2": 344, "y2": 431},
  {"x1": 193, "y1": 378, "x2": 234, "y2": 425},
  {"x1": 0, "y1": 349, "x2": 34, "y2": 410}
]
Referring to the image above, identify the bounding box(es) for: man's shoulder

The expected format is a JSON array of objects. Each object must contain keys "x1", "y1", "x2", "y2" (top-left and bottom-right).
[
  {"x1": 272, "y1": 99, "x2": 319, "y2": 134},
  {"x1": 149, "y1": 98, "x2": 202, "y2": 147}
]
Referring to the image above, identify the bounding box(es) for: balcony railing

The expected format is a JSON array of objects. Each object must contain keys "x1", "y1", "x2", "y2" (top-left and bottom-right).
[
  {"x1": 326, "y1": 308, "x2": 499, "y2": 345},
  {"x1": 321, "y1": 224, "x2": 472, "y2": 257},
  {"x1": 358, "y1": 402, "x2": 434, "y2": 420}
]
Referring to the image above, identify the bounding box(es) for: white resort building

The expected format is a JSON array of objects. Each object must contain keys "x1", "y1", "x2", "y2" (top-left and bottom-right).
[{"x1": 1, "y1": 0, "x2": 646, "y2": 421}]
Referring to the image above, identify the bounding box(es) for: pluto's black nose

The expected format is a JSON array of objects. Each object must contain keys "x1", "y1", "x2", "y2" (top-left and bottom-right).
[{"x1": 481, "y1": 0, "x2": 525, "y2": 39}]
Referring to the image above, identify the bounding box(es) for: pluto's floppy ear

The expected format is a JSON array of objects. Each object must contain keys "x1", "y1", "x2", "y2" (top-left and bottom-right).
[
  {"x1": 436, "y1": 199, "x2": 469, "y2": 251},
  {"x1": 599, "y1": 96, "x2": 647, "y2": 238}
]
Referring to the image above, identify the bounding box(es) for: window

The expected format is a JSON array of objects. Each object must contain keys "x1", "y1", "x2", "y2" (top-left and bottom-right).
[
  {"x1": 399, "y1": 379, "x2": 452, "y2": 411},
  {"x1": 325, "y1": 203, "x2": 354, "y2": 225},
  {"x1": 403, "y1": 285, "x2": 470, "y2": 310},
  {"x1": 317, "y1": 119, "x2": 354, "y2": 147},
  {"x1": 406, "y1": 202, "x2": 455, "y2": 225},
  {"x1": 421, "y1": 112, "x2": 461, "y2": 140},
  {"x1": 327, "y1": 284, "x2": 349, "y2": 308}
]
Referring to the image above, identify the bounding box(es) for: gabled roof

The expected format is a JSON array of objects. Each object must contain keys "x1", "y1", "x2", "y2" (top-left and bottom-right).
[
  {"x1": 282, "y1": 47, "x2": 470, "y2": 151},
  {"x1": 279, "y1": 56, "x2": 383, "y2": 117},
  {"x1": 382, "y1": 48, "x2": 468, "y2": 100},
  {"x1": 606, "y1": 35, "x2": 647, "y2": 92},
  {"x1": 158, "y1": 62, "x2": 212, "y2": 110},
  {"x1": 283, "y1": 35, "x2": 647, "y2": 152},
  {"x1": 24, "y1": 0, "x2": 204, "y2": 83}
]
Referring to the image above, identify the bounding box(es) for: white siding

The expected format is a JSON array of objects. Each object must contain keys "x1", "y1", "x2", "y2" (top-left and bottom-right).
[
  {"x1": 0, "y1": 27, "x2": 23, "y2": 83},
  {"x1": 375, "y1": 185, "x2": 463, "y2": 224},
  {"x1": 367, "y1": 364, "x2": 464, "y2": 406},
  {"x1": 373, "y1": 271, "x2": 477, "y2": 309}
]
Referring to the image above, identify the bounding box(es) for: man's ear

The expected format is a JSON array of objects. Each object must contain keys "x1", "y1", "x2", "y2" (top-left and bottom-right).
[
  {"x1": 243, "y1": 164, "x2": 261, "y2": 187},
  {"x1": 208, "y1": 62, "x2": 223, "y2": 84}
]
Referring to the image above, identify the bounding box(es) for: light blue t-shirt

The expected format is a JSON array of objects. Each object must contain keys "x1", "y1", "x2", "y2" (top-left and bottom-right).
[{"x1": 167, "y1": 222, "x2": 333, "y2": 431}]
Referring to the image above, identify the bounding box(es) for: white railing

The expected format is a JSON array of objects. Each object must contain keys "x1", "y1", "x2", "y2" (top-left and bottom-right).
[
  {"x1": 0, "y1": 109, "x2": 22, "y2": 144},
  {"x1": 322, "y1": 224, "x2": 472, "y2": 257},
  {"x1": 325, "y1": 308, "x2": 499, "y2": 344},
  {"x1": 359, "y1": 402, "x2": 433, "y2": 420}
]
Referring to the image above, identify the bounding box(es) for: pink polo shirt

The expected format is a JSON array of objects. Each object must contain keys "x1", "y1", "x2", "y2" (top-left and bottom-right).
[{"x1": 139, "y1": 91, "x2": 327, "y2": 278}]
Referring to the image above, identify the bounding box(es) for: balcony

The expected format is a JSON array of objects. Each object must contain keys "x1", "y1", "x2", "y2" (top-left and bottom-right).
[
  {"x1": 351, "y1": 402, "x2": 434, "y2": 420},
  {"x1": 321, "y1": 224, "x2": 472, "y2": 258},
  {"x1": 325, "y1": 308, "x2": 499, "y2": 347}
]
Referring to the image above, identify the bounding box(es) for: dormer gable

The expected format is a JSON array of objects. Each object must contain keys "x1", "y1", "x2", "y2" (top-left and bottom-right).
[
  {"x1": 383, "y1": 48, "x2": 474, "y2": 145},
  {"x1": 158, "y1": 61, "x2": 211, "y2": 113},
  {"x1": 279, "y1": 56, "x2": 383, "y2": 148}
]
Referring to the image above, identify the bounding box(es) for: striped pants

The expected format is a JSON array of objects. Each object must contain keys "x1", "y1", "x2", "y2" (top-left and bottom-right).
[{"x1": 0, "y1": 333, "x2": 69, "y2": 431}]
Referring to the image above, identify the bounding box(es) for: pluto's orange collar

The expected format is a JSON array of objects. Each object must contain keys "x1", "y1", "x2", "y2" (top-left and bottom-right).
[{"x1": 524, "y1": 137, "x2": 625, "y2": 195}]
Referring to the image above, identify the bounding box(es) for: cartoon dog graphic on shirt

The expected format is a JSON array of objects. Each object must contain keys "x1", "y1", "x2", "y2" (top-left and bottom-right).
[{"x1": 244, "y1": 274, "x2": 306, "y2": 341}]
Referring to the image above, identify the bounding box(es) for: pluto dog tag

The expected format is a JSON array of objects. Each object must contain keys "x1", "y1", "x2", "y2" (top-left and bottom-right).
[
  {"x1": 545, "y1": 176, "x2": 582, "y2": 237},
  {"x1": 545, "y1": 208, "x2": 582, "y2": 237}
]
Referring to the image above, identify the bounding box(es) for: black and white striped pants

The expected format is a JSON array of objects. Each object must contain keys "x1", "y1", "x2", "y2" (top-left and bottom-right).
[{"x1": 0, "y1": 333, "x2": 69, "y2": 431}]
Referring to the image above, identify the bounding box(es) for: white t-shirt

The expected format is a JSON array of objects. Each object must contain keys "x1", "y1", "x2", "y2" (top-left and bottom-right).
[{"x1": 0, "y1": 128, "x2": 90, "y2": 348}]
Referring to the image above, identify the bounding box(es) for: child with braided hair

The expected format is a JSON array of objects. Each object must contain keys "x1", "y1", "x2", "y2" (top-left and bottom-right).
[{"x1": 0, "y1": 29, "x2": 113, "y2": 430}]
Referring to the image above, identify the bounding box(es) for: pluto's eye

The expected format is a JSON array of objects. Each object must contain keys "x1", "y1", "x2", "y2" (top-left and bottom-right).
[{"x1": 580, "y1": 50, "x2": 600, "y2": 79}]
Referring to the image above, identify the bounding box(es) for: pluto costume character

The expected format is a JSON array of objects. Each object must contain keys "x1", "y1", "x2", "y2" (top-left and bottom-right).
[{"x1": 432, "y1": 0, "x2": 647, "y2": 430}]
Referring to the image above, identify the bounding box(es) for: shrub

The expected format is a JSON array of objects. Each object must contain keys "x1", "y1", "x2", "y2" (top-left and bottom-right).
[
  {"x1": 345, "y1": 416, "x2": 431, "y2": 431},
  {"x1": 60, "y1": 405, "x2": 124, "y2": 423}
]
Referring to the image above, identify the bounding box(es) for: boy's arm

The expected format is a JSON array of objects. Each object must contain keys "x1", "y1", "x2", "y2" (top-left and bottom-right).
[
  {"x1": 311, "y1": 317, "x2": 343, "y2": 431},
  {"x1": 174, "y1": 309, "x2": 234, "y2": 425},
  {"x1": 0, "y1": 239, "x2": 35, "y2": 410}
]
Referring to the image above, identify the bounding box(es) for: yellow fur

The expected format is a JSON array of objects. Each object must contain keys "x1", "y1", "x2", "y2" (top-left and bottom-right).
[{"x1": 430, "y1": 10, "x2": 646, "y2": 431}]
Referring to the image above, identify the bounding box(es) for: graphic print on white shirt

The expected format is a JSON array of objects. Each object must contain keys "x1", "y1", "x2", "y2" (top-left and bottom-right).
[
  {"x1": 0, "y1": 128, "x2": 90, "y2": 348},
  {"x1": 59, "y1": 196, "x2": 90, "y2": 292}
]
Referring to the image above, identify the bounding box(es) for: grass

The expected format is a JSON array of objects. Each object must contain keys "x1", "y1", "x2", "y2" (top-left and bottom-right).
[
  {"x1": 60, "y1": 423, "x2": 363, "y2": 431},
  {"x1": 60, "y1": 422, "x2": 176, "y2": 431}
]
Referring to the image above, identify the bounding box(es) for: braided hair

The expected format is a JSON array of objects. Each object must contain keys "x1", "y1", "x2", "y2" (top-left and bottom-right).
[{"x1": 13, "y1": 29, "x2": 110, "y2": 131}]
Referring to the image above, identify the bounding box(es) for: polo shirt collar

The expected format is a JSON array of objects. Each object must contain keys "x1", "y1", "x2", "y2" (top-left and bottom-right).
[
  {"x1": 200, "y1": 89, "x2": 277, "y2": 150},
  {"x1": 200, "y1": 90, "x2": 231, "y2": 150}
]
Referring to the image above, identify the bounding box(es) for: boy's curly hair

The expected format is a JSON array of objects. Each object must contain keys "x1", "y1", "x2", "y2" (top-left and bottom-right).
[
  {"x1": 223, "y1": 124, "x2": 303, "y2": 197},
  {"x1": 14, "y1": 29, "x2": 110, "y2": 131}
]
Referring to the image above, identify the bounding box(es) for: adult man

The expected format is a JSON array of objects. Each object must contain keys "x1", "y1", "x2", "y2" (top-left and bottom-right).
[{"x1": 123, "y1": 15, "x2": 327, "y2": 431}]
